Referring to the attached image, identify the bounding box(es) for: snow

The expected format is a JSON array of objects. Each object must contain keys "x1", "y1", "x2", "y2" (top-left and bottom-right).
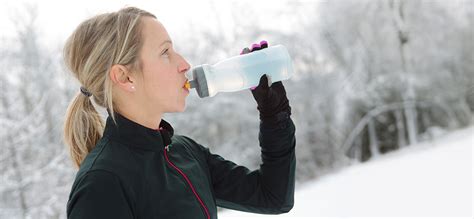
[{"x1": 220, "y1": 126, "x2": 473, "y2": 218}]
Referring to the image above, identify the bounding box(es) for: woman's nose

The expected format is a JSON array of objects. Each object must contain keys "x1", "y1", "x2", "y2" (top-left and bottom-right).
[{"x1": 178, "y1": 55, "x2": 191, "y2": 74}]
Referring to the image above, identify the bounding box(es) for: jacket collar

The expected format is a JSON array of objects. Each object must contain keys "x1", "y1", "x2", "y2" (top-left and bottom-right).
[{"x1": 102, "y1": 112, "x2": 174, "y2": 152}]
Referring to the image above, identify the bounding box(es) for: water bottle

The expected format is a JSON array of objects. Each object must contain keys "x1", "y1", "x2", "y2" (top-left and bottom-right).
[{"x1": 185, "y1": 45, "x2": 293, "y2": 98}]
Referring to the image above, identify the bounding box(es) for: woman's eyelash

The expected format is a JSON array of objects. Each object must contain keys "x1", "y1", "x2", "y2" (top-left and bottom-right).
[{"x1": 162, "y1": 48, "x2": 169, "y2": 55}]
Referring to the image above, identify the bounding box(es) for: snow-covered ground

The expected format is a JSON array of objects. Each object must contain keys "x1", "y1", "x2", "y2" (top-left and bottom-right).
[{"x1": 220, "y1": 126, "x2": 473, "y2": 218}]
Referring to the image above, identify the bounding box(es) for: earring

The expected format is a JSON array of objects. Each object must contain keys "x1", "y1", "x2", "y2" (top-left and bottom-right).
[{"x1": 131, "y1": 86, "x2": 135, "y2": 90}]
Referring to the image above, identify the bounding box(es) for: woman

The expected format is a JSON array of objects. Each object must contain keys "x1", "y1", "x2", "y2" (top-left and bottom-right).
[{"x1": 64, "y1": 7, "x2": 295, "y2": 219}]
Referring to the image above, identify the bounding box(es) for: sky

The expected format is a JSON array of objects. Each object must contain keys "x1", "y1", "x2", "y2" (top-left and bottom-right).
[
  {"x1": 0, "y1": 0, "x2": 223, "y2": 48},
  {"x1": 0, "y1": 0, "x2": 304, "y2": 51}
]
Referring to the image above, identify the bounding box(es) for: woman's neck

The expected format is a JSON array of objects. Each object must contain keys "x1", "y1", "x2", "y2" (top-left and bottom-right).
[{"x1": 116, "y1": 108, "x2": 162, "y2": 130}]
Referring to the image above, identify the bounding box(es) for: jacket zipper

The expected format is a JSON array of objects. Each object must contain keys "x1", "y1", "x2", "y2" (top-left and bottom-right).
[{"x1": 164, "y1": 145, "x2": 211, "y2": 219}]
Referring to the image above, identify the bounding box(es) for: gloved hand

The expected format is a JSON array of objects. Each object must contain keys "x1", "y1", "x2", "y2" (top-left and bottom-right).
[{"x1": 240, "y1": 40, "x2": 292, "y2": 124}]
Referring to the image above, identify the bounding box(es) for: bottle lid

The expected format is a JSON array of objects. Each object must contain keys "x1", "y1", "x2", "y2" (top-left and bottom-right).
[{"x1": 184, "y1": 81, "x2": 191, "y2": 89}]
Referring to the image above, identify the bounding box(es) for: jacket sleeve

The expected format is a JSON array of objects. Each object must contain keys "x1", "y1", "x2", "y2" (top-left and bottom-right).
[
  {"x1": 67, "y1": 170, "x2": 134, "y2": 219},
  {"x1": 201, "y1": 118, "x2": 296, "y2": 214}
]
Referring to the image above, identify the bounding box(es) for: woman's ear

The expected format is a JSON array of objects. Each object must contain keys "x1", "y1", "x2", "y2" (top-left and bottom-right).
[{"x1": 109, "y1": 64, "x2": 136, "y2": 92}]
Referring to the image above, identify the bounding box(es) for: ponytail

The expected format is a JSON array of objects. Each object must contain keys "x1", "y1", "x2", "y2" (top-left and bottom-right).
[{"x1": 63, "y1": 93, "x2": 104, "y2": 168}]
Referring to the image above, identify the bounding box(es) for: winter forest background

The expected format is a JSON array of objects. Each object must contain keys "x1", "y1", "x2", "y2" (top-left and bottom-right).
[{"x1": 0, "y1": 0, "x2": 472, "y2": 218}]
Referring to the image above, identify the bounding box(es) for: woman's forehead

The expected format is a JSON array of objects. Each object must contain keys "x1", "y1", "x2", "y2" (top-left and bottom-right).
[{"x1": 142, "y1": 17, "x2": 171, "y2": 49}]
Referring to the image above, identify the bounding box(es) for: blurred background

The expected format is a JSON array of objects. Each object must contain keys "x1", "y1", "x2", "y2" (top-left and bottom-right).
[{"x1": 0, "y1": 0, "x2": 472, "y2": 218}]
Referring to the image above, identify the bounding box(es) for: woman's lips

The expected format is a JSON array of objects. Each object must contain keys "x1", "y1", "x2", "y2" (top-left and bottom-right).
[{"x1": 182, "y1": 80, "x2": 190, "y2": 93}]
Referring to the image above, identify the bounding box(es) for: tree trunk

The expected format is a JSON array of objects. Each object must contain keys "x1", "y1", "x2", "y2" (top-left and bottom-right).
[
  {"x1": 405, "y1": 102, "x2": 418, "y2": 145},
  {"x1": 391, "y1": 0, "x2": 418, "y2": 145},
  {"x1": 368, "y1": 118, "x2": 380, "y2": 158},
  {"x1": 395, "y1": 109, "x2": 406, "y2": 148}
]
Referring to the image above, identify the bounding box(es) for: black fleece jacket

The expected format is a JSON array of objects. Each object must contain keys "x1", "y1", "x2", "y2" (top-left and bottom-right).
[{"x1": 67, "y1": 112, "x2": 296, "y2": 219}]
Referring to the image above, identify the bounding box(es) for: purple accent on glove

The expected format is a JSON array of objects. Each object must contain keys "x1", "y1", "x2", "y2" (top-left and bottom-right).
[
  {"x1": 250, "y1": 43, "x2": 261, "y2": 52},
  {"x1": 242, "y1": 40, "x2": 269, "y2": 91}
]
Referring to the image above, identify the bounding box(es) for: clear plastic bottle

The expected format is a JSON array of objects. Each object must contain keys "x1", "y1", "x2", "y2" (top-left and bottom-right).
[{"x1": 186, "y1": 45, "x2": 293, "y2": 98}]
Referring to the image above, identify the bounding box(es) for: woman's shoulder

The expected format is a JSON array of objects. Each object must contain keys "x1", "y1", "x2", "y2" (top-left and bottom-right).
[
  {"x1": 71, "y1": 169, "x2": 122, "y2": 191},
  {"x1": 81, "y1": 137, "x2": 137, "y2": 167},
  {"x1": 172, "y1": 134, "x2": 196, "y2": 145},
  {"x1": 171, "y1": 135, "x2": 211, "y2": 158},
  {"x1": 74, "y1": 136, "x2": 141, "y2": 185},
  {"x1": 172, "y1": 135, "x2": 208, "y2": 150}
]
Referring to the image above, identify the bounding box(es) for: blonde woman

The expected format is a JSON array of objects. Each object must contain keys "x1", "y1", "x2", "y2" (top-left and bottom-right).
[{"x1": 64, "y1": 7, "x2": 295, "y2": 219}]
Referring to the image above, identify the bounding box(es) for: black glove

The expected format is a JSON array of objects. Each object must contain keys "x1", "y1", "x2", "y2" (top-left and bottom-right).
[{"x1": 241, "y1": 41, "x2": 292, "y2": 124}]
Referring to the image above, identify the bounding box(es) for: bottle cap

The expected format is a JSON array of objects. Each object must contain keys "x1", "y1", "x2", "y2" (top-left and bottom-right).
[{"x1": 184, "y1": 81, "x2": 191, "y2": 89}]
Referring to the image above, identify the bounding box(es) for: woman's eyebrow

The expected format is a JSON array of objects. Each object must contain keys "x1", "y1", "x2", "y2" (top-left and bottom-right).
[{"x1": 159, "y1": 40, "x2": 172, "y2": 47}]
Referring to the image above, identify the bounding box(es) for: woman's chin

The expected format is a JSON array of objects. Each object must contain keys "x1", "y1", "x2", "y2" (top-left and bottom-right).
[{"x1": 176, "y1": 102, "x2": 186, "y2": 112}]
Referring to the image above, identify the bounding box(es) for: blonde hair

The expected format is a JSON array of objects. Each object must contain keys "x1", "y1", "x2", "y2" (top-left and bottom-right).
[{"x1": 63, "y1": 7, "x2": 156, "y2": 168}]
